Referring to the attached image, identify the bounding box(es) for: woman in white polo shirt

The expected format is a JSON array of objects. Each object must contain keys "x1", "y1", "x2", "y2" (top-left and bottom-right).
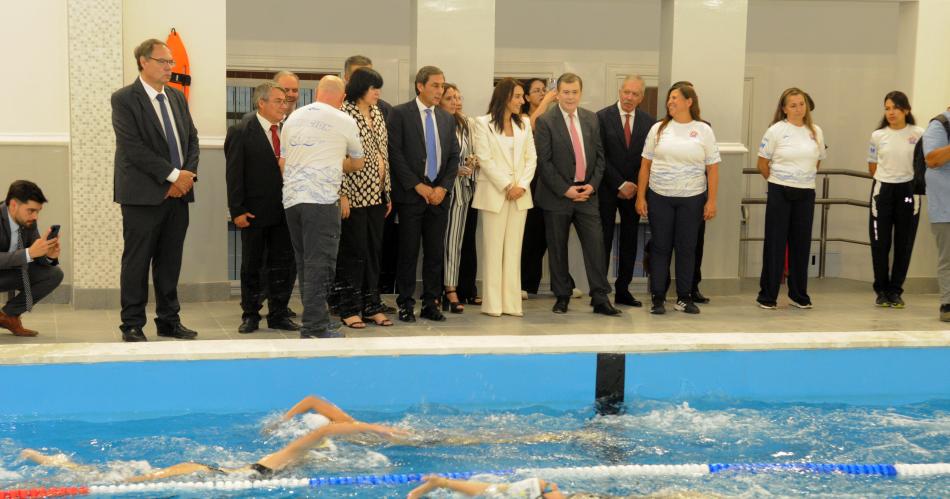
[
  {"x1": 867, "y1": 91, "x2": 924, "y2": 308},
  {"x1": 756, "y1": 87, "x2": 826, "y2": 310},
  {"x1": 636, "y1": 82, "x2": 720, "y2": 315}
]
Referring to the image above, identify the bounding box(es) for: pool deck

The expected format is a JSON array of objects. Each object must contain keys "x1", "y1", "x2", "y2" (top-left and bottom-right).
[{"x1": 1, "y1": 285, "x2": 948, "y2": 365}]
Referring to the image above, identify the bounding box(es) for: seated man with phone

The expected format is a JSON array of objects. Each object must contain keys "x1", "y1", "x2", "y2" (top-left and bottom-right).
[{"x1": 0, "y1": 180, "x2": 63, "y2": 337}]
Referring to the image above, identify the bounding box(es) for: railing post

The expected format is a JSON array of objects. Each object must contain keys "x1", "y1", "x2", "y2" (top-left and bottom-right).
[{"x1": 819, "y1": 175, "x2": 830, "y2": 278}]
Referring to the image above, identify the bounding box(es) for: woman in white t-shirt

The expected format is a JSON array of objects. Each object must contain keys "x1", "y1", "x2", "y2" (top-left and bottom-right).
[
  {"x1": 867, "y1": 91, "x2": 924, "y2": 308},
  {"x1": 755, "y1": 87, "x2": 826, "y2": 310},
  {"x1": 636, "y1": 82, "x2": 721, "y2": 315}
]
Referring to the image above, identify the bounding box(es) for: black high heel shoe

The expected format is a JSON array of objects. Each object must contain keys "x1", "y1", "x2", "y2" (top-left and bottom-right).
[{"x1": 442, "y1": 290, "x2": 464, "y2": 314}]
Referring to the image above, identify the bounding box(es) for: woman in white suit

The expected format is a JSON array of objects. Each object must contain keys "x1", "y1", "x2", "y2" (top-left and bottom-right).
[{"x1": 472, "y1": 78, "x2": 538, "y2": 316}]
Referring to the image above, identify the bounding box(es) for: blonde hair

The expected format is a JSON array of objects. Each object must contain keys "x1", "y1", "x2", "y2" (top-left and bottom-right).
[{"x1": 772, "y1": 87, "x2": 816, "y2": 138}]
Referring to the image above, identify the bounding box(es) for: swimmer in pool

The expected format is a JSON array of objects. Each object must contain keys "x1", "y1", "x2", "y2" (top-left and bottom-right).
[
  {"x1": 408, "y1": 475, "x2": 565, "y2": 498},
  {"x1": 20, "y1": 419, "x2": 407, "y2": 483}
]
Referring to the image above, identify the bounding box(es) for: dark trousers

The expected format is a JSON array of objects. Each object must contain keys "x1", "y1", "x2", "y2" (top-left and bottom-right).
[
  {"x1": 457, "y1": 205, "x2": 479, "y2": 300},
  {"x1": 240, "y1": 221, "x2": 294, "y2": 321},
  {"x1": 0, "y1": 264, "x2": 64, "y2": 316},
  {"x1": 870, "y1": 180, "x2": 919, "y2": 296},
  {"x1": 543, "y1": 206, "x2": 610, "y2": 304},
  {"x1": 599, "y1": 195, "x2": 640, "y2": 294},
  {"x1": 337, "y1": 204, "x2": 387, "y2": 318},
  {"x1": 693, "y1": 218, "x2": 705, "y2": 291},
  {"x1": 758, "y1": 183, "x2": 815, "y2": 304},
  {"x1": 646, "y1": 190, "x2": 704, "y2": 301},
  {"x1": 521, "y1": 206, "x2": 575, "y2": 294},
  {"x1": 120, "y1": 200, "x2": 189, "y2": 330},
  {"x1": 378, "y1": 205, "x2": 400, "y2": 294},
  {"x1": 286, "y1": 202, "x2": 340, "y2": 336},
  {"x1": 395, "y1": 201, "x2": 449, "y2": 308}
]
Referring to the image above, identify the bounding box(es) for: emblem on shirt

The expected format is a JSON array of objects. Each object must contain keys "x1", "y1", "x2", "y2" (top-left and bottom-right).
[
  {"x1": 689, "y1": 130, "x2": 698, "y2": 138},
  {"x1": 908, "y1": 136, "x2": 918, "y2": 145},
  {"x1": 809, "y1": 133, "x2": 817, "y2": 142}
]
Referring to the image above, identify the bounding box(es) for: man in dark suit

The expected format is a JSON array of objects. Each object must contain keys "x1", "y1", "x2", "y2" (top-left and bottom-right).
[
  {"x1": 0, "y1": 181, "x2": 63, "y2": 337},
  {"x1": 225, "y1": 81, "x2": 299, "y2": 334},
  {"x1": 387, "y1": 65, "x2": 460, "y2": 322},
  {"x1": 596, "y1": 75, "x2": 654, "y2": 307},
  {"x1": 344, "y1": 55, "x2": 393, "y2": 120},
  {"x1": 112, "y1": 38, "x2": 199, "y2": 343},
  {"x1": 534, "y1": 73, "x2": 620, "y2": 316}
]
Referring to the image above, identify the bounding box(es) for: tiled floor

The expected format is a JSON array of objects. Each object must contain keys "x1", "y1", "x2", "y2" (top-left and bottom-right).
[{"x1": 2, "y1": 286, "x2": 948, "y2": 346}]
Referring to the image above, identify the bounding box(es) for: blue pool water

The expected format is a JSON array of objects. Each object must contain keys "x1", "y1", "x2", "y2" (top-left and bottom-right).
[{"x1": 1, "y1": 398, "x2": 948, "y2": 497}]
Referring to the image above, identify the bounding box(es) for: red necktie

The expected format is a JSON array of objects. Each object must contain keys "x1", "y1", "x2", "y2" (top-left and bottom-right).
[
  {"x1": 270, "y1": 124, "x2": 280, "y2": 159},
  {"x1": 568, "y1": 113, "x2": 586, "y2": 182},
  {"x1": 623, "y1": 113, "x2": 632, "y2": 148}
]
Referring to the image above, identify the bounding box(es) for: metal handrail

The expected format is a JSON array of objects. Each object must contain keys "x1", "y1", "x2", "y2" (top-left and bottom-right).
[{"x1": 740, "y1": 168, "x2": 872, "y2": 278}]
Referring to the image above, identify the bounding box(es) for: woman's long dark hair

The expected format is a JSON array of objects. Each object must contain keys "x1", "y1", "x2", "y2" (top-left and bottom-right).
[
  {"x1": 655, "y1": 82, "x2": 702, "y2": 144},
  {"x1": 877, "y1": 90, "x2": 916, "y2": 130},
  {"x1": 488, "y1": 78, "x2": 525, "y2": 134},
  {"x1": 441, "y1": 83, "x2": 468, "y2": 135}
]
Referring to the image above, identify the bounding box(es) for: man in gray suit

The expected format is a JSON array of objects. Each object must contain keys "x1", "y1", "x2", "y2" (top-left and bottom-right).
[
  {"x1": 112, "y1": 38, "x2": 199, "y2": 342},
  {"x1": 0, "y1": 181, "x2": 63, "y2": 337},
  {"x1": 534, "y1": 73, "x2": 620, "y2": 316}
]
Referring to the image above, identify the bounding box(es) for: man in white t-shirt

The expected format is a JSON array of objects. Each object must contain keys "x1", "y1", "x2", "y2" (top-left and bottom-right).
[{"x1": 280, "y1": 76, "x2": 365, "y2": 338}]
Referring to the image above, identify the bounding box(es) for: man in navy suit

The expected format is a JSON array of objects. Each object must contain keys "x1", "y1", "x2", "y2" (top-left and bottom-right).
[
  {"x1": 225, "y1": 81, "x2": 299, "y2": 334},
  {"x1": 112, "y1": 38, "x2": 199, "y2": 343},
  {"x1": 386, "y1": 66, "x2": 460, "y2": 322},
  {"x1": 596, "y1": 75, "x2": 654, "y2": 307}
]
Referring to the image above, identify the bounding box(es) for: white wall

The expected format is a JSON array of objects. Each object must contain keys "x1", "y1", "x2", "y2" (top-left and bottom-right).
[{"x1": 0, "y1": 0, "x2": 69, "y2": 139}]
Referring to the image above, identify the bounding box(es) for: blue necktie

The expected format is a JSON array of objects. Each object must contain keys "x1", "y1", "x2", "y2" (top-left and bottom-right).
[
  {"x1": 424, "y1": 108, "x2": 438, "y2": 182},
  {"x1": 156, "y1": 94, "x2": 182, "y2": 169}
]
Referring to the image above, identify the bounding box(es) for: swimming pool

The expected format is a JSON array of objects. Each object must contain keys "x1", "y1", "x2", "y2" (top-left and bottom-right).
[{"x1": 1, "y1": 349, "x2": 948, "y2": 497}]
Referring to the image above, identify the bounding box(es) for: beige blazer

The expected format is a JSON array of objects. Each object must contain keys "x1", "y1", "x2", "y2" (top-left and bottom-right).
[{"x1": 471, "y1": 114, "x2": 538, "y2": 213}]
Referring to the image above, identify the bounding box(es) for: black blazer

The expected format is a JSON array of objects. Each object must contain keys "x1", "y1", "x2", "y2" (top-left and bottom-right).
[
  {"x1": 112, "y1": 78, "x2": 199, "y2": 206},
  {"x1": 377, "y1": 99, "x2": 393, "y2": 121},
  {"x1": 0, "y1": 205, "x2": 57, "y2": 270},
  {"x1": 386, "y1": 99, "x2": 460, "y2": 205},
  {"x1": 224, "y1": 113, "x2": 286, "y2": 227},
  {"x1": 596, "y1": 105, "x2": 654, "y2": 193},
  {"x1": 533, "y1": 105, "x2": 605, "y2": 214}
]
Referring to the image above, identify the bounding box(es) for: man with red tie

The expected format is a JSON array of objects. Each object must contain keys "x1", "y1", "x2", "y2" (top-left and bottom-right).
[
  {"x1": 225, "y1": 81, "x2": 300, "y2": 334},
  {"x1": 596, "y1": 75, "x2": 654, "y2": 307},
  {"x1": 533, "y1": 73, "x2": 620, "y2": 316}
]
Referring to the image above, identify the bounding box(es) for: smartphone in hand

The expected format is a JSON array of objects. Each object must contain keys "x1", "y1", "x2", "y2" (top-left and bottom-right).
[{"x1": 47, "y1": 225, "x2": 61, "y2": 240}]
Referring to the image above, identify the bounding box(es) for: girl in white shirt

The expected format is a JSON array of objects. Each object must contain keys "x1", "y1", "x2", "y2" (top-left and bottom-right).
[
  {"x1": 755, "y1": 87, "x2": 826, "y2": 310},
  {"x1": 636, "y1": 82, "x2": 721, "y2": 315},
  {"x1": 867, "y1": 90, "x2": 924, "y2": 308}
]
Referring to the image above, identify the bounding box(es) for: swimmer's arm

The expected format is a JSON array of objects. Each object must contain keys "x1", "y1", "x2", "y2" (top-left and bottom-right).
[
  {"x1": 126, "y1": 462, "x2": 220, "y2": 483},
  {"x1": 281, "y1": 395, "x2": 356, "y2": 423},
  {"x1": 19, "y1": 449, "x2": 94, "y2": 473},
  {"x1": 258, "y1": 422, "x2": 411, "y2": 471},
  {"x1": 407, "y1": 475, "x2": 493, "y2": 498}
]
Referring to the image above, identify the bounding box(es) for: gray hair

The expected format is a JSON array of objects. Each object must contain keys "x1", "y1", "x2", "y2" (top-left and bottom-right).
[
  {"x1": 344, "y1": 55, "x2": 373, "y2": 77},
  {"x1": 621, "y1": 74, "x2": 645, "y2": 87},
  {"x1": 414, "y1": 66, "x2": 444, "y2": 95},
  {"x1": 253, "y1": 81, "x2": 286, "y2": 109},
  {"x1": 272, "y1": 70, "x2": 299, "y2": 83}
]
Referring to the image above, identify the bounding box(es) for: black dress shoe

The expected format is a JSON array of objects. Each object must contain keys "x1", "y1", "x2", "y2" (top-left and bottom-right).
[
  {"x1": 238, "y1": 318, "x2": 259, "y2": 334},
  {"x1": 552, "y1": 297, "x2": 569, "y2": 314},
  {"x1": 121, "y1": 327, "x2": 147, "y2": 342},
  {"x1": 593, "y1": 302, "x2": 622, "y2": 316},
  {"x1": 267, "y1": 316, "x2": 301, "y2": 331},
  {"x1": 614, "y1": 293, "x2": 642, "y2": 307},
  {"x1": 398, "y1": 307, "x2": 416, "y2": 323},
  {"x1": 156, "y1": 323, "x2": 198, "y2": 340},
  {"x1": 287, "y1": 307, "x2": 298, "y2": 318},
  {"x1": 420, "y1": 305, "x2": 446, "y2": 321},
  {"x1": 382, "y1": 303, "x2": 398, "y2": 314},
  {"x1": 690, "y1": 290, "x2": 710, "y2": 304},
  {"x1": 301, "y1": 330, "x2": 344, "y2": 339}
]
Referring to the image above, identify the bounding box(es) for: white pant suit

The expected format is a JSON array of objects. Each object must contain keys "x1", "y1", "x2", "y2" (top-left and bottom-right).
[{"x1": 471, "y1": 114, "x2": 538, "y2": 316}]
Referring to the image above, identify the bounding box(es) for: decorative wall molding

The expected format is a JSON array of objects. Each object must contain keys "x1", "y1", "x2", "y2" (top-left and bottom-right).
[
  {"x1": 0, "y1": 134, "x2": 70, "y2": 146},
  {"x1": 718, "y1": 142, "x2": 749, "y2": 154}
]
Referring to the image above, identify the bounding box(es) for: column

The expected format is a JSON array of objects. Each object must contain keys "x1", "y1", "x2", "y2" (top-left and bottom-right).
[
  {"x1": 409, "y1": 0, "x2": 495, "y2": 116},
  {"x1": 897, "y1": 0, "x2": 950, "y2": 289},
  {"x1": 67, "y1": 0, "x2": 125, "y2": 307},
  {"x1": 659, "y1": 0, "x2": 750, "y2": 293}
]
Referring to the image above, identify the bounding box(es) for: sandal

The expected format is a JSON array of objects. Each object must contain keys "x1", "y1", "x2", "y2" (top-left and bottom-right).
[
  {"x1": 441, "y1": 289, "x2": 464, "y2": 314},
  {"x1": 463, "y1": 296, "x2": 482, "y2": 305},
  {"x1": 366, "y1": 313, "x2": 393, "y2": 327},
  {"x1": 341, "y1": 316, "x2": 366, "y2": 329}
]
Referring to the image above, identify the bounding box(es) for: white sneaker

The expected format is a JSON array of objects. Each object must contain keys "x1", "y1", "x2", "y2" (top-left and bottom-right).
[
  {"x1": 571, "y1": 288, "x2": 583, "y2": 299},
  {"x1": 521, "y1": 290, "x2": 529, "y2": 300},
  {"x1": 790, "y1": 300, "x2": 813, "y2": 309}
]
